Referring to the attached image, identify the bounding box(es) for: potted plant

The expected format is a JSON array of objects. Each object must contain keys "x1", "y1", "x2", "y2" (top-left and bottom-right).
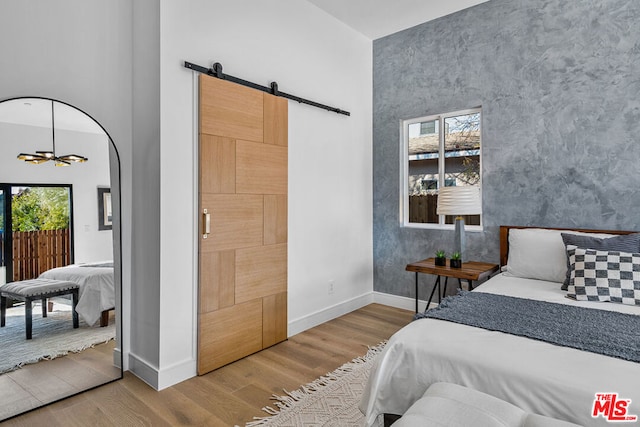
[
  {"x1": 450, "y1": 251, "x2": 462, "y2": 268},
  {"x1": 435, "y1": 250, "x2": 447, "y2": 266}
]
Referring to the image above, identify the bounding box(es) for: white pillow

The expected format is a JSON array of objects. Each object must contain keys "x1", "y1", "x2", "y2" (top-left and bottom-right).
[{"x1": 506, "y1": 228, "x2": 614, "y2": 283}]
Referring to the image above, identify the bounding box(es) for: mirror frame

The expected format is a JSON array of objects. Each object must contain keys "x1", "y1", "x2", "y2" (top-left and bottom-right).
[{"x1": 0, "y1": 96, "x2": 123, "y2": 419}]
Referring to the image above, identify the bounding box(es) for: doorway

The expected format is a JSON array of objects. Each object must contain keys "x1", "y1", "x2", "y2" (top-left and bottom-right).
[{"x1": 0, "y1": 184, "x2": 73, "y2": 285}]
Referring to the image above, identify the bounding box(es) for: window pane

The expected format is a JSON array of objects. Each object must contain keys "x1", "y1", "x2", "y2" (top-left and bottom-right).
[
  {"x1": 443, "y1": 113, "x2": 481, "y2": 225},
  {"x1": 408, "y1": 120, "x2": 439, "y2": 223}
]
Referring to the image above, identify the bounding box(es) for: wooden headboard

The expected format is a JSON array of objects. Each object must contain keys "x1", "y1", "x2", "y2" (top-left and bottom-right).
[{"x1": 499, "y1": 225, "x2": 636, "y2": 267}]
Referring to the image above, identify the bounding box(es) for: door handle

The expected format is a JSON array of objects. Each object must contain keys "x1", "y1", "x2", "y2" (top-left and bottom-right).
[{"x1": 202, "y1": 209, "x2": 211, "y2": 239}]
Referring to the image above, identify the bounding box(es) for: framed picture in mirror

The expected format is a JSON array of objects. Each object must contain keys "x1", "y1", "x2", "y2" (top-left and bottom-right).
[{"x1": 98, "y1": 187, "x2": 112, "y2": 230}]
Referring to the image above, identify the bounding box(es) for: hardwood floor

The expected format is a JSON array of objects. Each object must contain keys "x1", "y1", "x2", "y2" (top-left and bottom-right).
[
  {"x1": 0, "y1": 341, "x2": 119, "y2": 419},
  {"x1": 0, "y1": 308, "x2": 120, "y2": 422},
  {"x1": 3, "y1": 303, "x2": 413, "y2": 426}
]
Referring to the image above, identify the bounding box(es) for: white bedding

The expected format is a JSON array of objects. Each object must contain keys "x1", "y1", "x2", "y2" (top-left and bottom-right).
[
  {"x1": 360, "y1": 273, "x2": 640, "y2": 426},
  {"x1": 38, "y1": 261, "x2": 114, "y2": 326}
]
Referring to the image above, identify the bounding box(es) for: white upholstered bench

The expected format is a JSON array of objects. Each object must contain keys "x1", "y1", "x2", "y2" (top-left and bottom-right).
[
  {"x1": 0, "y1": 279, "x2": 79, "y2": 339},
  {"x1": 393, "y1": 382, "x2": 581, "y2": 427}
]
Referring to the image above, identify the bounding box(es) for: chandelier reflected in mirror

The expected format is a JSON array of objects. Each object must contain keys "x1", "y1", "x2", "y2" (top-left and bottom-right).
[{"x1": 17, "y1": 100, "x2": 88, "y2": 166}]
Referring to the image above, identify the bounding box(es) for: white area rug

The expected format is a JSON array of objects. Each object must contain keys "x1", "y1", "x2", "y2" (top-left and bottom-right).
[
  {"x1": 0, "y1": 303, "x2": 115, "y2": 374},
  {"x1": 244, "y1": 342, "x2": 386, "y2": 427}
]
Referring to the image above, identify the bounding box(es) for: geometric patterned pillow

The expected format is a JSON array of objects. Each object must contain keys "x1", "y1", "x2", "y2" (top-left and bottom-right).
[
  {"x1": 560, "y1": 232, "x2": 640, "y2": 290},
  {"x1": 567, "y1": 246, "x2": 640, "y2": 306}
]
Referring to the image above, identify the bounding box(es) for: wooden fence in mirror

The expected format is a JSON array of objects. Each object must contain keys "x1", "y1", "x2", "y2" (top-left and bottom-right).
[{"x1": 11, "y1": 229, "x2": 71, "y2": 281}]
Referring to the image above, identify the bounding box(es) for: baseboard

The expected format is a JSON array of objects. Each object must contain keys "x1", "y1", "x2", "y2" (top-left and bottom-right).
[
  {"x1": 373, "y1": 291, "x2": 436, "y2": 312},
  {"x1": 154, "y1": 292, "x2": 432, "y2": 388},
  {"x1": 131, "y1": 292, "x2": 375, "y2": 388},
  {"x1": 288, "y1": 292, "x2": 374, "y2": 337},
  {"x1": 287, "y1": 291, "x2": 436, "y2": 337},
  {"x1": 113, "y1": 347, "x2": 122, "y2": 369},
  {"x1": 128, "y1": 351, "x2": 197, "y2": 390},
  {"x1": 157, "y1": 358, "x2": 197, "y2": 390},
  {"x1": 128, "y1": 351, "x2": 159, "y2": 390},
  {"x1": 125, "y1": 292, "x2": 427, "y2": 390}
]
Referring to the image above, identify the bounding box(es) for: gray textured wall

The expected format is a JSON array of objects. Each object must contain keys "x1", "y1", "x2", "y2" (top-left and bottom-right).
[{"x1": 373, "y1": 0, "x2": 640, "y2": 298}]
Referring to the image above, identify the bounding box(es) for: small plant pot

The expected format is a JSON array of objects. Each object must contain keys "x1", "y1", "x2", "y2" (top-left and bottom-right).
[
  {"x1": 435, "y1": 257, "x2": 446, "y2": 266},
  {"x1": 450, "y1": 259, "x2": 462, "y2": 268}
]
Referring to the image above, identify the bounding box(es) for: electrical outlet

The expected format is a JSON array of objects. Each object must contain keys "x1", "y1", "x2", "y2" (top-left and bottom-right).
[{"x1": 328, "y1": 280, "x2": 335, "y2": 294}]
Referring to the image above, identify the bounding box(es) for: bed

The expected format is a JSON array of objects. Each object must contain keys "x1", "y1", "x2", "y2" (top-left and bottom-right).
[
  {"x1": 360, "y1": 226, "x2": 640, "y2": 427},
  {"x1": 38, "y1": 261, "x2": 114, "y2": 327}
]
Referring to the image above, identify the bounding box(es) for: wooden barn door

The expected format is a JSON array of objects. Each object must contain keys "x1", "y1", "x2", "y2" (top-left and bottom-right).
[{"x1": 197, "y1": 74, "x2": 288, "y2": 375}]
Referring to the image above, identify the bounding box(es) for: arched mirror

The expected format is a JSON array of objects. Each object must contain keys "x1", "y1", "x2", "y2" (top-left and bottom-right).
[{"x1": 0, "y1": 97, "x2": 122, "y2": 420}]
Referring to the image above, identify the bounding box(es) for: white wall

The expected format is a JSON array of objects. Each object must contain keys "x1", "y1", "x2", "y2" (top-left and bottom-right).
[
  {"x1": 157, "y1": 0, "x2": 373, "y2": 388},
  {"x1": 0, "y1": 123, "x2": 113, "y2": 263},
  {"x1": 127, "y1": 0, "x2": 161, "y2": 383},
  {"x1": 0, "y1": 0, "x2": 374, "y2": 391},
  {"x1": 0, "y1": 0, "x2": 135, "y2": 373}
]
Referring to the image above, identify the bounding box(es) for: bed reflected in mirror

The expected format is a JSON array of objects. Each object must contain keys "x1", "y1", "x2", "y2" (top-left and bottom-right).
[{"x1": 0, "y1": 97, "x2": 122, "y2": 421}]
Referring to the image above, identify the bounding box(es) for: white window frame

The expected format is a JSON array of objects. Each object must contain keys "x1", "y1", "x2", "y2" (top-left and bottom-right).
[{"x1": 400, "y1": 107, "x2": 483, "y2": 230}]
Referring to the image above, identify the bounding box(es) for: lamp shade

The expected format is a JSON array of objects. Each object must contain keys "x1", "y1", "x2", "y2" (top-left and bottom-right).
[{"x1": 436, "y1": 186, "x2": 481, "y2": 216}]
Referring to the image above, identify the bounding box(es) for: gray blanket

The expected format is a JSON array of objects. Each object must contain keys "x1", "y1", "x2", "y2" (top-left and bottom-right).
[{"x1": 416, "y1": 291, "x2": 640, "y2": 363}]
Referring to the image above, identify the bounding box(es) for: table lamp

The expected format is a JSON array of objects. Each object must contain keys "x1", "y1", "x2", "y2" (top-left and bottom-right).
[{"x1": 436, "y1": 186, "x2": 481, "y2": 262}]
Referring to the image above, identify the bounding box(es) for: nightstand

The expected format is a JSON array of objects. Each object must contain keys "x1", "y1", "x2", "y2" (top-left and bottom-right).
[{"x1": 406, "y1": 258, "x2": 499, "y2": 313}]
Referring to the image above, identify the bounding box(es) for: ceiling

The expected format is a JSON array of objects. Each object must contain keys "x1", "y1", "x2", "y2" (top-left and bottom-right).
[
  {"x1": 307, "y1": 0, "x2": 490, "y2": 40},
  {"x1": 0, "y1": 3, "x2": 490, "y2": 134},
  {"x1": 0, "y1": 98, "x2": 105, "y2": 135}
]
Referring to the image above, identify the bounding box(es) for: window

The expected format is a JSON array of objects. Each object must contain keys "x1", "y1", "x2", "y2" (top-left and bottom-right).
[
  {"x1": 420, "y1": 121, "x2": 436, "y2": 135},
  {"x1": 0, "y1": 184, "x2": 73, "y2": 284},
  {"x1": 401, "y1": 108, "x2": 482, "y2": 229}
]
